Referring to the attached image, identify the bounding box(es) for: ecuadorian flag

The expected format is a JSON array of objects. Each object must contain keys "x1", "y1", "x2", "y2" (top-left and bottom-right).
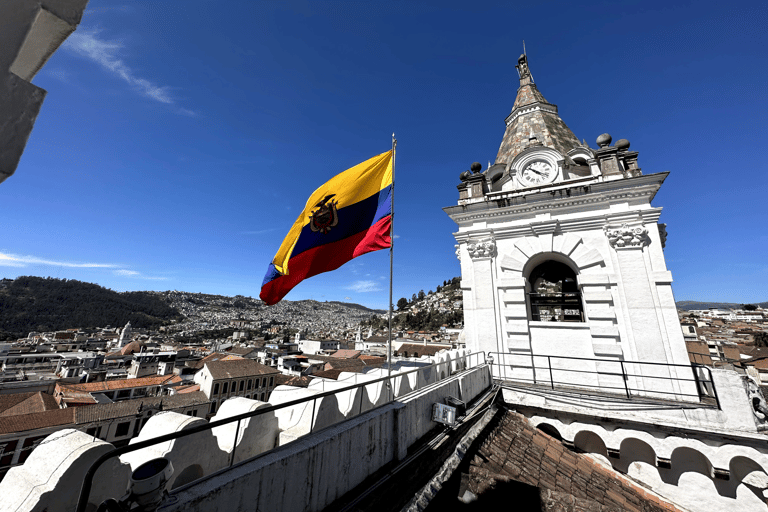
[{"x1": 260, "y1": 150, "x2": 393, "y2": 305}]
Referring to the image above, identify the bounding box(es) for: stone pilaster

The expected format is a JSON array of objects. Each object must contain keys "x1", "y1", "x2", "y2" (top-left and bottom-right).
[
  {"x1": 465, "y1": 237, "x2": 501, "y2": 356},
  {"x1": 604, "y1": 222, "x2": 676, "y2": 396}
]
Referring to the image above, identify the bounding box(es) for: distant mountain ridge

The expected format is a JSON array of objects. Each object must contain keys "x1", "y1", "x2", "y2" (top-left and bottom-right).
[
  {"x1": 326, "y1": 301, "x2": 385, "y2": 314},
  {"x1": 0, "y1": 276, "x2": 183, "y2": 339},
  {"x1": 675, "y1": 300, "x2": 768, "y2": 311},
  {"x1": 0, "y1": 276, "x2": 387, "y2": 340}
]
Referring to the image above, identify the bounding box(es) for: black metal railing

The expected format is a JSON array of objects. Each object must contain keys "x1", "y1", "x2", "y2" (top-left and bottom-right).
[
  {"x1": 486, "y1": 352, "x2": 719, "y2": 408},
  {"x1": 75, "y1": 352, "x2": 487, "y2": 512},
  {"x1": 528, "y1": 292, "x2": 584, "y2": 322}
]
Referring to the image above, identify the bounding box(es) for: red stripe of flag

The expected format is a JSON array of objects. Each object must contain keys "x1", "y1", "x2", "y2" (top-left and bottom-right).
[{"x1": 259, "y1": 215, "x2": 391, "y2": 305}]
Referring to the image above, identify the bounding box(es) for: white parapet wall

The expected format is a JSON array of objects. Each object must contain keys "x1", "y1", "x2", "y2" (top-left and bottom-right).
[
  {"x1": 502, "y1": 367, "x2": 762, "y2": 436},
  {"x1": 163, "y1": 363, "x2": 491, "y2": 512},
  {"x1": 0, "y1": 429, "x2": 132, "y2": 512},
  {"x1": 502, "y1": 367, "x2": 768, "y2": 512},
  {"x1": 0, "y1": 349, "x2": 489, "y2": 512}
]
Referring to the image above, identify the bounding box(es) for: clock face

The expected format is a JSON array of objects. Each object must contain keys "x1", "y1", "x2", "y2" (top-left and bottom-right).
[{"x1": 519, "y1": 161, "x2": 556, "y2": 186}]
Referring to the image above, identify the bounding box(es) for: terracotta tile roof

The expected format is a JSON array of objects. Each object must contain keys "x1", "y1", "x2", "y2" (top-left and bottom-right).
[
  {"x1": 73, "y1": 392, "x2": 209, "y2": 425},
  {"x1": 274, "y1": 374, "x2": 313, "y2": 388},
  {"x1": 57, "y1": 375, "x2": 181, "y2": 394},
  {"x1": 0, "y1": 392, "x2": 59, "y2": 417},
  {"x1": 330, "y1": 349, "x2": 361, "y2": 359},
  {"x1": 205, "y1": 359, "x2": 279, "y2": 380},
  {"x1": 0, "y1": 393, "x2": 38, "y2": 415},
  {"x1": 0, "y1": 408, "x2": 75, "y2": 434},
  {"x1": 227, "y1": 347, "x2": 256, "y2": 356},
  {"x1": 175, "y1": 384, "x2": 200, "y2": 394},
  {"x1": 187, "y1": 352, "x2": 236, "y2": 370},
  {"x1": 311, "y1": 369, "x2": 344, "y2": 380},
  {"x1": 359, "y1": 355, "x2": 385, "y2": 362},
  {"x1": 394, "y1": 343, "x2": 447, "y2": 357},
  {"x1": 463, "y1": 411, "x2": 684, "y2": 512}
]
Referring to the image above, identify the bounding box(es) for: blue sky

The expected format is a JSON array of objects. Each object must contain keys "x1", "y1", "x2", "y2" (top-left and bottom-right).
[{"x1": 1, "y1": 0, "x2": 766, "y2": 308}]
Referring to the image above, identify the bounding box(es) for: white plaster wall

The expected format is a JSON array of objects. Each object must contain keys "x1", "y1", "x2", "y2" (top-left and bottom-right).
[
  {"x1": 269, "y1": 386, "x2": 344, "y2": 444},
  {"x1": 211, "y1": 397, "x2": 279, "y2": 464},
  {"x1": 121, "y1": 412, "x2": 228, "y2": 491},
  {"x1": 0, "y1": 429, "x2": 131, "y2": 512}
]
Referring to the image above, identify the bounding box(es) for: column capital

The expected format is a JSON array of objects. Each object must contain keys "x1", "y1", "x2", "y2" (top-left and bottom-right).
[
  {"x1": 603, "y1": 223, "x2": 648, "y2": 249},
  {"x1": 467, "y1": 237, "x2": 496, "y2": 260}
]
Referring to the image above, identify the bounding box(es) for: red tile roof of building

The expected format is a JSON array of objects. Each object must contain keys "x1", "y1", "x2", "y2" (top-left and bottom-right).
[
  {"x1": 0, "y1": 408, "x2": 76, "y2": 435},
  {"x1": 0, "y1": 392, "x2": 59, "y2": 417},
  {"x1": 204, "y1": 359, "x2": 280, "y2": 380},
  {"x1": 330, "y1": 349, "x2": 361, "y2": 359},
  {"x1": 187, "y1": 352, "x2": 239, "y2": 369},
  {"x1": 57, "y1": 374, "x2": 181, "y2": 394},
  {"x1": 175, "y1": 384, "x2": 201, "y2": 394},
  {"x1": 311, "y1": 369, "x2": 344, "y2": 380},
  {"x1": 464, "y1": 411, "x2": 684, "y2": 512},
  {"x1": 274, "y1": 374, "x2": 313, "y2": 388}
]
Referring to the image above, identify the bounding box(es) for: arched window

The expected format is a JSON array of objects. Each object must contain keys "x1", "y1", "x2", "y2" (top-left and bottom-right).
[{"x1": 528, "y1": 261, "x2": 583, "y2": 322}]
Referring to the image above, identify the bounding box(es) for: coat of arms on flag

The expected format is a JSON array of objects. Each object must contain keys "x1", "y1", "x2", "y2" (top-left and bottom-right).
[{"x1": 309, "y1": 194, "x2": 339, "y2": 234}]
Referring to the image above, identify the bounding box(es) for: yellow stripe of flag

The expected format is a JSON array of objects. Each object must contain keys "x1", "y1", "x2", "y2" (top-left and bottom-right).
[{"x1": 272, "y1": 150, "x2": 393, "y2": 275}]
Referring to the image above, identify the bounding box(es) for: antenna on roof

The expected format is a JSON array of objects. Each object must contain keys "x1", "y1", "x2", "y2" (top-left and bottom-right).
[{"x1": 523, "y1": 40, "x2": 526, "y2": 57}]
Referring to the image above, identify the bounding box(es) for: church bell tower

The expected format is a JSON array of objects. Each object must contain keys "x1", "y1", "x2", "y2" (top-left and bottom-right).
[{"x1": 445, "y1": 54, "x2": 691, "y2": 397}]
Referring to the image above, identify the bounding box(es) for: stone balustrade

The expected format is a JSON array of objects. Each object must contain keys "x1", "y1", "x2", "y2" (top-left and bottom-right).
[{"x1": 0, "y1": 348, "x2": 486, "y2": 512}]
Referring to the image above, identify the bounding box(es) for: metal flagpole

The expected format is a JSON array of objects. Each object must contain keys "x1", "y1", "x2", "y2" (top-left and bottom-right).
[{"x1": 388, "y1": 133, "x2": 396, "y2": 401}]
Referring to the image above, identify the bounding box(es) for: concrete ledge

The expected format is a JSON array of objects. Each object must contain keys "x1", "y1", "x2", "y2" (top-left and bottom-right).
[{"x1": 592, "y1": 343, "x2": 623, "y2": 357}]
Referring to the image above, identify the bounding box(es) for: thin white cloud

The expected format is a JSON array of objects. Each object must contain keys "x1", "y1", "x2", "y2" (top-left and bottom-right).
[
  {"x1": 0, "y1": 251, "x2": 167, "y2": 280},
  {"x1": 113, "y1": 269, "x2": 168, "y2": 280},
  {"x1": 64, "y1": 29, "x2": 184, "y2": 108},
  {"x1": 346, "y1": 280, "x2": 382, "y2": 293},
  {"x1": 45, "y1": 68, "x2": 71, "y2": 84},
  {"x1": 177, "y1": 107, "x2": 198, "y2": 117},
  {"x1": 241, "y1": 228, "x2": 277, "y2": 236},
  {"x1": 0, "y1": 251, "x2": 118, "y2": 268},
  {"x1": 114, "y1": 269, "x2": 139, "y2": 276}
]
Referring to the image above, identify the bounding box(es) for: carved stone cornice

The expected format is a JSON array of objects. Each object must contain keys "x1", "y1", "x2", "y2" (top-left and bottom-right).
[
  {"x1": 455, "y1": 244, "x2": 461, "y2": 261},
  {"x1": 467, "y1": 237, "x2": 496, "y2": 259},
  {"x1": 604, "y1": 223, "x2": 649, "y2": 249},
  {"x1": 444, "y1": 172, "x2": 668, "y2": 226},
  {"x1": 452, "y1": 209, "x2": 662, "y2": 244}
]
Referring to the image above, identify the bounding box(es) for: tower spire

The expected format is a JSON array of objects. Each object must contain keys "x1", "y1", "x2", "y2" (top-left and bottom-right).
[{"x1": 495, "y1": 53, "x2": 580, "y2": 164}]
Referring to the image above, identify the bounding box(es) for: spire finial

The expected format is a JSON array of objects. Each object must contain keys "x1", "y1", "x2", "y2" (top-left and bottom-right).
[{"x1": 516, "y1": 45, "x2": 533, "y2": 84}]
